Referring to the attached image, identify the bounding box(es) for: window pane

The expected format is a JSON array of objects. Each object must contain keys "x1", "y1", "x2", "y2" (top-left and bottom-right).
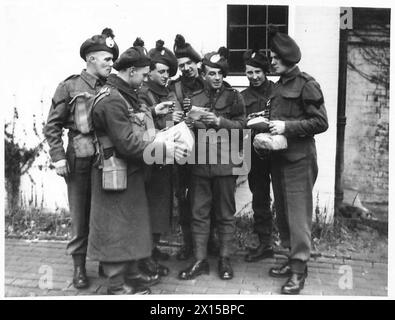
[
  {"x1": 248, "y1": 27, "x2": 266, "y2": 49},
  {"x1": 228, "y1": 27, "x2": 247, "y2": 49},
  {"x1": 228, "y1": 51, "x2": 245, "y2": 73},
  {"x1": 268, "y1": 6, "x2": 288, "y2": 24},
  {"x1": 249, "y1": 5, "x2": 267, "y2": 25},
  {"x1": 278, "y1": 25, "x2": 288, "y2": 34},
  {"x1": 228, "y1": 5, "x2": 247, "y2": 25}
]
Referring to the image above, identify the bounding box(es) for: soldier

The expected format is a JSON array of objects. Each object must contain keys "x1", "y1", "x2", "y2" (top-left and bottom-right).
[
  {"x1": 170, "y1": 34, "x2": 220, "y2": 261},
  {"x1": 178, "y1": 47, "x2": 246, "y2": 281},
  {"x1": 137, "y1": 39, "x2": 179, "y2": 276},
  {"x1": 241, "y1": 49, "x2": 275, "y2": 262},
  {"x1": 87, "y1": 42, "x2": 186, "y2": 295},
  {"x1": 44, "y1": 28, "x2": 119, "y2": 289},
  {"x1": 260, "y1": 27, "x2": 328, "y2": 294}
]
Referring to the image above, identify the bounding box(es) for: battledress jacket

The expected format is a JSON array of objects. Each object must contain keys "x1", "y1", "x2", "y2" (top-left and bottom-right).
[{"x1": 190, "y1": 82, "x2": 246, "y2": 177}]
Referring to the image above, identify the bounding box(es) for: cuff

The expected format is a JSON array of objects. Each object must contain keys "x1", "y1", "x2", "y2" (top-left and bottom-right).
[{"x1": 54, "y1": 159, "x2": 67, "y2": 168}]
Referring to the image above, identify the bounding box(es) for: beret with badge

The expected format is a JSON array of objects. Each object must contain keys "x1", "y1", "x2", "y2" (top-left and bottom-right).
[
  {"x1": 148, "y1": 40, "x2": 178, "y2": 77},
  {"x1": 173, "y1": 34, "x2": 202, "y2": 63},
  {"x1": 243, "y1": 49, "x2": 270, "y2": 73},
  {"x1": 268, "y1": 25, "x2": 301, "y2": 65},
  {"x1": 113, "y1": 37, "x2": 151, "y2": 71},
  {"x1": 80, "y1": 28, "x2": 119, "y2": 61},
  {"x1": 202, "y1": 47, "x2": 229, "y2": 77}
]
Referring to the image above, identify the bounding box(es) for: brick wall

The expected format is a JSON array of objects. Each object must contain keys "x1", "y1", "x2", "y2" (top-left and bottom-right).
[{"x1": 344, "y1": 27, "x2": 389, "y2": 205}]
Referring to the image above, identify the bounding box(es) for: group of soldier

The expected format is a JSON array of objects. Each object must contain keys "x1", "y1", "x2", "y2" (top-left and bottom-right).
[{"x1": 44, "y1": 27, "x2": 328, "y2": 295}]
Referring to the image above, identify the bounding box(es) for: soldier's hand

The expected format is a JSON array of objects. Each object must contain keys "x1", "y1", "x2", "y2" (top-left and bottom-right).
[
  {"x1": 172, "y1": 111, "x2": 184, "y2": 123},
  {"x1": 155, "y1": 101, "x2": 174, "y2": 115},
  {"x1": 174, "y1": 142, "x2": 190, "y2": 162},
  {"x1": 184, "y1": 117, "x2": 195, "y2": 129},
  {"x1": 182, "y1": 98, "x2": 192, "y2": 113},
  {"x1": 200, "y1": 112, "x2": 220, "y2": 126},
  {"x1": 269, "y1": 120, "x2": 285, "y2": 135},
  {"x1": 247, "y1": 112, "x2": 257, "y2": 120},
  {"x1": 54, "y1": 159, "x2": 69, "y2": 178}
]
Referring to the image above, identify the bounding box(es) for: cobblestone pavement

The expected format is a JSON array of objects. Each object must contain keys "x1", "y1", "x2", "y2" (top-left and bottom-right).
[{"x1": 4, "y1": 239, "x2": 387, "y2": 297}]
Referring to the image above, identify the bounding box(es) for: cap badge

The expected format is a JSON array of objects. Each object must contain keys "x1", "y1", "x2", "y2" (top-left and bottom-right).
[
  {"x1": 106, "y1": 37, "x2": 115, "y2": 48},
  {"x1": 210, "y1": 54, "x2": 221, "y2": 63},
  {"x1": 161, "y1": 49, "x2": 165, "y2": 56},
  {"x1": 252, "y1": 52, "x2": 256, "y2": 58}
]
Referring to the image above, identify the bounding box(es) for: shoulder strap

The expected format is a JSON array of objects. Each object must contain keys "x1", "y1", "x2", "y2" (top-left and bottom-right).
[
  {"x1": 64, "y1": 74, "x2": 79, "y2": 82},
  {"x1": 92, "y1": 86, "x2": 111, "y2": 109},
  {"x1": 92, "y1": 86, "x2": 114, "y2": 149}
]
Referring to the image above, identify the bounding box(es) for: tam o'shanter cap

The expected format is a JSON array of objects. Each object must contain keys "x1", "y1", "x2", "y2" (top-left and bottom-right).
[
  {"x1": 173, "y1": 34, "x2": 201, "y2": 63},
  {"x1": 113, "y1": 37, "x2": 151, "y2": 71},
  {"x1": 202, "y1": 47, "x2": 229, "y2": 76},
  {"x1": 148, "y1": 40, "x2": 178, "y2": 77},
  {"x1": 80, "y1": 28, "x2": 119, "y2": 61},
  {"x1": 243, "y1": 49, "x2": 270, "y2": 73},
  {"x1": 268, "y1": 25, "x2": 301, "y2": 65}
]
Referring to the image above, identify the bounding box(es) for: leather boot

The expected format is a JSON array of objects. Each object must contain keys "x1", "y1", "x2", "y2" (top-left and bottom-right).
[
  {"x1": 281, "y1": 267, "x2": 308, "y2": 295},
  {"x1": 138, "y1": 257, "x2": 169, "y2": 277},
  {"x1": 126, "y1": 271, "x2": 160, "y2": 287},
  {"x1": 269, "y1": 261, "x2": 292, "y2": 278},
  {"x1": 178, "y1": 259, "x2": 210, "y2": 280},
  {"x1": 72, "y1": 255, "x2": 89, "y2": 289},
  {"x1": 179, "y1": 233, "x2": 210, "y2": 280},
  {"x1": 218, "y1": 257, "x2": 233, "y2": 280},
  {"x1": 107, "y1": 284, "x2": 151, "y2": 295},
  {"x1": 245, "y1": 235, "x2": 274, "y2": 262}
]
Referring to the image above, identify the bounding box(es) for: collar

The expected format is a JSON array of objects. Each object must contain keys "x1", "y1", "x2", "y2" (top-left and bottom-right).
[
  {"x1": 181, "y1": 75, "x2": 205, "y2": 91},
  {"x1": 280, "y1": 66, "x2": 300, "y2": 84},
  {"x1": 107, "y1": 74, "x2": 139, "y2": 104},
  {"x1": 205, "y1": 83, "x2": 225, "y2": 98},
  {"x1": 81, "y1": 69, "x2": 103, "y2": 89},
  {"x1": 249, "y1": 79, "x2": 271, "y2": 94},
  {"x1": 146, "y1": 79, "x2": 169, "y2": 97}
]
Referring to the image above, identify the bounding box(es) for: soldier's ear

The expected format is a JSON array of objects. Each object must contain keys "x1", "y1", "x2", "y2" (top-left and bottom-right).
[
  {"x1": 86, "y1": 53, "x2": 95, "y2": 63},
  {"x1": 129, "y1": 66, "x2": 136, "y2": 76},
  {"x1": 201, "y1": 65, "x2": 207, "y2": 78}
]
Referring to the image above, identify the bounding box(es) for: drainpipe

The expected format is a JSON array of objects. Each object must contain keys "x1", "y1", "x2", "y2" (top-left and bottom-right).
[{"x1": 335, "y1": 27, "x2": 349, "y2": 215}]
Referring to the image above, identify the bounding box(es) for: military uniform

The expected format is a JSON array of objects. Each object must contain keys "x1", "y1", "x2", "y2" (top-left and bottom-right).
[
  {"x1": 168, "y1": 75, "x2": 205, "y2": 255},
  {"x1": 44, "y1": 28, "x2": 119, "y2": 289},
  {"x1": 138, "y1": 79, "x2": 178, "y2": 237},
  {"x1": 87, "y1": 41, "x2": 163, "y2": 295},
  {"x1": 241, "y1": 79, "x2": 275, "y2": 246},
  {"x1": 269, "y1": 66, "x2": 328, "y2": 273},
  {"x1": 189, "y1": 82, "x2": 246, "y2": 259},
  {"x1": 88, "y1": 74, "x2": 161, "y2": 293},
  {"x1": 44, "y1": 70, "x2": 103, "y2": 262},
  {"x1": 88, "y1": 73, "x2": 154, "y2": 262}
]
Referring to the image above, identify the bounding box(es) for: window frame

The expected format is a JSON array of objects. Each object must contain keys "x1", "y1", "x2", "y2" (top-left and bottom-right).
[{"x1": 226, "y1": 4, "x2": 289, "y2": 76}]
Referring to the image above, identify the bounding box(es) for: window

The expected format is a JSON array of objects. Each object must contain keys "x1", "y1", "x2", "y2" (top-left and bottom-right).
[{"x1": 227, "y1": 5, "x2": 288, "y2": 75}]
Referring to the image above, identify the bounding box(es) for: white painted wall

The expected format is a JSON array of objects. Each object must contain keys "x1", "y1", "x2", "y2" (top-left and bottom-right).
[
  {"x1": 292, "y1": 6, "x2": 340, "y2": 219},
  {"x1": 3, "y1": 0, "x2": 338, "y2": 217}
]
